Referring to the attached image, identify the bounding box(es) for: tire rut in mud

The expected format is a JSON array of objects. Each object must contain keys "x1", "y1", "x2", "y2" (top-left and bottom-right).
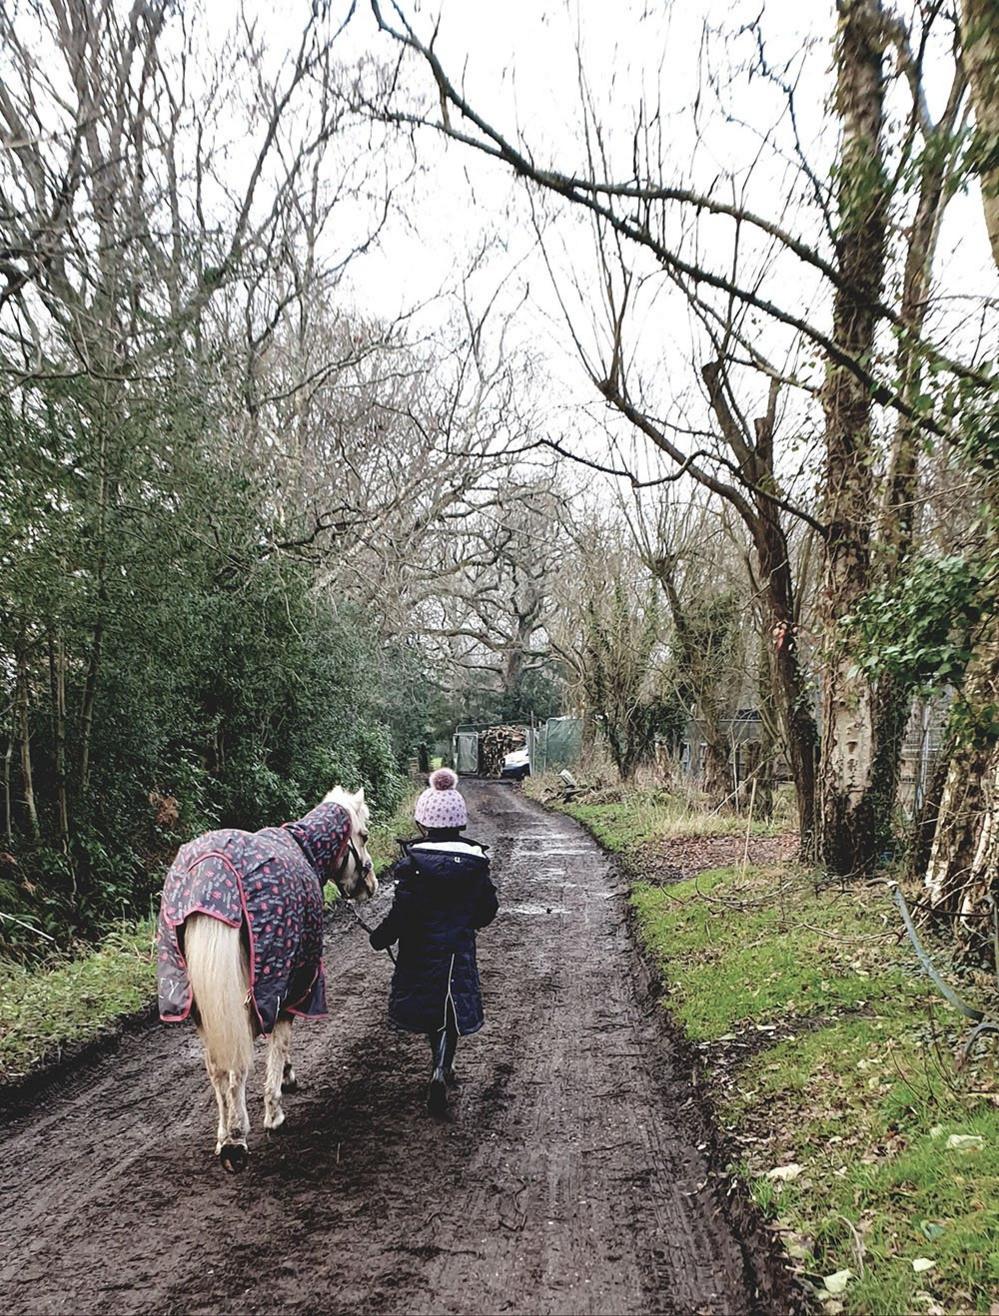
[{"x1": 0, "y1": 782, "x2": 796, "y2": 1315}]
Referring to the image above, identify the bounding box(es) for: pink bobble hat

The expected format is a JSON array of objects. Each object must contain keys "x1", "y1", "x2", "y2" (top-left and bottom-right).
[{"x1": 414, "y1": 768, "x2": 468, "y2": 830}]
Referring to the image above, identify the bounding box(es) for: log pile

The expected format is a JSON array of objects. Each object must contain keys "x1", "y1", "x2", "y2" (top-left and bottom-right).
[{"x1": 478, "y1": 725, "x2": 527, "y2": 777}]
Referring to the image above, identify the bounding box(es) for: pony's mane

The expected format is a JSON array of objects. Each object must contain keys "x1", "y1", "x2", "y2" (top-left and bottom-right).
[{"x1": 323, "y1": 785, "x2": 370, "y2": 829}]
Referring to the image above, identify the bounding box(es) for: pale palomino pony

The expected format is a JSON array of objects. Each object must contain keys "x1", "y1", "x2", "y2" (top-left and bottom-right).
[{"x1": 156, "y1": 787, "x2": 376, "y2": 1171}]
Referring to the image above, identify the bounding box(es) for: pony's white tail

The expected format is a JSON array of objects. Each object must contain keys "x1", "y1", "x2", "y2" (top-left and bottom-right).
[{"x1": 183, "y1": 914, "x2": 253, "y2": 1075}]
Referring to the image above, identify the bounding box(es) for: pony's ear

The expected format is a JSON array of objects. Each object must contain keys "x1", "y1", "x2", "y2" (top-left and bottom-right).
[{"x1": 354, "y1": 787, "x2": 366, "y2": 806}]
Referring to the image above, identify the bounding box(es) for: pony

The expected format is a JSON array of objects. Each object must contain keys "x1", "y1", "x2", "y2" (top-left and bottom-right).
[{"x1": 156, "y1": 787, "x2": 376, "y2": 1171}]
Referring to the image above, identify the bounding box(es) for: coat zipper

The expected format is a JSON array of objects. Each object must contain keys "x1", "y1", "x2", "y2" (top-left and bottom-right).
[{"x1": 442, "y1": 951, "x2": 458, "y2": 1036}]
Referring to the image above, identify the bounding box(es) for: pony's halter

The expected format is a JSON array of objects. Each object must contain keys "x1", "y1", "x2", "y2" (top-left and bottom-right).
[{"x1": 336, "y1": 835, "x2": 373, "y2": 896}]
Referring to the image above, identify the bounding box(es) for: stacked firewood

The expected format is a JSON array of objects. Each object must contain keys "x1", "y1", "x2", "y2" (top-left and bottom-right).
[{"x1": 478, "y1": 725, "x2": 527, "y2": 777}]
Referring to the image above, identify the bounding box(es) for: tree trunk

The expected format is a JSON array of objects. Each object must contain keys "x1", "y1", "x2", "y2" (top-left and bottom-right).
[
  {"x1": 754, "y1": 741, "x2": 777, "y2": 822},
  {"x1": 2, "y1": 711, "x2": 13, "y2": 846},
  {"x1": 818, "y1": 0, "x2": 891, "y2": 875},
  {"x1": 752, "y1": 641, "x2": 778, "y2": 821},
  {"x1": 654, "y1": 738, "x2": 677, "y2": 789},
  {"x1": 16, "y1": 647, "x2": 40, "y2": 842},
  {"x1": 616, "y1": 744, "x2": 638, "y2": 782},
  {"x1": 868, "y1": 60, "x2": 967, "y2": 860},
  {"x1": 925, "y1": 634, "x2": 999, "y2": 959},
  {"x1": 702, "y1": 727, "x2": 731, "y2": 807},
  {"x1": 650, "y1": 555, "x2": 741, "y2": 810},
  {"x1": 79, "y1": 608, "x2": 104, "y2": 796},
  {"x1": 502, "y1": 596, "x2": 542, "y2": 701},
  {"x1": 763, "y1": 523, "x2": 826, "y2": 852},
  {"x1": 48, "y1": 631, "x2": 71, "y2": 855},
  {"x1": 922, "y1": 2, "x2": 999, "y2": 956},
  {"x1": 913, "y1": 740, "x2": 952, "y2": 875},
  {"x1": 80, "y1": 415, "x2": 110, "y2": 797},
  {"x1": 701, "y1": 363, "x2": 820, "y2": 853},
  {"x1": 961, "y1": 0, "x2": 999, "y2": 269}
]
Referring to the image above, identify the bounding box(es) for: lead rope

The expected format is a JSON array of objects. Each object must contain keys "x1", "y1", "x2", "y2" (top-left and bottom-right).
[
  {"x1": 336, "y1": 833, "x2": 398, "y2": 965},
  {"x1": 347, "y1": 900, "x2": 397, "y2": 965}
]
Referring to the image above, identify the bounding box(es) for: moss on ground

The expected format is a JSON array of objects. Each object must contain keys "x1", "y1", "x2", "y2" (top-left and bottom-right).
[
  {"x1": 625, "y1": 848, "x2": 998, "y2": 1312},
  {"x1": 631, "y1": 868, "x2": 922, "y2": 1040}
]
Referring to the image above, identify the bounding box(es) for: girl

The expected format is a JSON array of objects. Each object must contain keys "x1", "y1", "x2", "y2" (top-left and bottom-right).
[{"x1": 369, "y1": 769, "x2": 498, "y2": 1115}]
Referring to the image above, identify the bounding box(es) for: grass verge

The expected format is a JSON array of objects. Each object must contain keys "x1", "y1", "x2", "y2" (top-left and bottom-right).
[
  {"x1": 524, "y1": 773, "x2": 796, "y2": 849},
  {"x1": 2, "y1": 789, "x2": 418, "y2": 1088},
  {"x1": 582, "y1": 786, "x2": 997, "y2": 1314},
  {"x1": 0, "y1": 921, "x2": 156, "y2": 1084}
]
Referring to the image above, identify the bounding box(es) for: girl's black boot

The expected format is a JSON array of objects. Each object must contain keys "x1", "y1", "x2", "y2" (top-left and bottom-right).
[
  {"x1": 443, "y1": 1026, "x2": 459, "y2": 1087},
  {"x1": 427, "y1": 1030, "x2": 449, "y2": 1117}
]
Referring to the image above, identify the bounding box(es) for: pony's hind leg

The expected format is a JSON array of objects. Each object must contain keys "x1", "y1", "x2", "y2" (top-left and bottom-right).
[
  {"x1": 201, "y1": 1036, "x2": 252, "y2": 1171},
  {"x1": 204, "y1": 1050, "x2": 227, "y2": 1152},
  {"x1": 220, "y1": 1066, "x2": 251, "y2": 1170},
  {"x1": 183, "y1": 913, "x2": 254, "y2": 1172},
  {"x1": 282, "y1": 1057, "x2": 300, "y2": 1093},
  {"x1": 264, "y1": 1017, "x2": 293, "y2": 1130},
  {"x1": 281, "y1": 1018, "x2": 300, "y2": 1093}
]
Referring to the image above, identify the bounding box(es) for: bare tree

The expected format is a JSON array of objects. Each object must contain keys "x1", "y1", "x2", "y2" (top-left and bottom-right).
[
  {"x1": 621, "y1": 496, "x2": 753, "y2": 804},
  {"x1": 365, "y1": 0, "x2": 993, "y2": 874}
]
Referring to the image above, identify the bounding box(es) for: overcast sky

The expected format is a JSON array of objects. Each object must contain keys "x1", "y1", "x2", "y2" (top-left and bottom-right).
[{"x1": 212, "y1": 1, "x2": 995, "y2": 493}]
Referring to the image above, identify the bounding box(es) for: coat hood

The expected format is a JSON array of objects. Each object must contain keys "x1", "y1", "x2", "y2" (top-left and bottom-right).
[
  {"x1": 403, "y1": 838, "x2": 489, "y2": 885},
  {"x1": 282, "y1": 802, "x2": 352, "y2": 882}
]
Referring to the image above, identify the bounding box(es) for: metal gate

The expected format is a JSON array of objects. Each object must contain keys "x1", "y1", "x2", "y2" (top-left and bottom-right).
[{"x1": 454, "y1": 731, "x2": 479, "y2": 775}]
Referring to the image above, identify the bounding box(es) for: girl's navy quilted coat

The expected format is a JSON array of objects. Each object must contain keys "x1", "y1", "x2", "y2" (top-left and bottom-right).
[{"x1": 370, "y1": 837, "x2": 498, "y2": 1035}]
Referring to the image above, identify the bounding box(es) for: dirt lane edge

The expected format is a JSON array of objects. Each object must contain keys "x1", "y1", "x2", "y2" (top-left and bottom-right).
[{"x1": 539, "y1": 793, "x2": 808, "y2": 1313}]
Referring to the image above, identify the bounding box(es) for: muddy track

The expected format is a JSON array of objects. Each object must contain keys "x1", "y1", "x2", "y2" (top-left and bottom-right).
[{"x1": 0, "y1": 783, "x2": 797, "y2": 1316}]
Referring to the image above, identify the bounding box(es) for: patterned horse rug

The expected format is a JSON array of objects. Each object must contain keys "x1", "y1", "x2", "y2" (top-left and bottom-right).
[{"x1": 157, "y1": 802, "x2": 353, "y2": 1034}]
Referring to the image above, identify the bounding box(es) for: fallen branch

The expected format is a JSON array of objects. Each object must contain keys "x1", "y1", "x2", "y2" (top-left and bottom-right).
[{"x1": 889, "y1": 881, "x2": 999, "y2": 1067}]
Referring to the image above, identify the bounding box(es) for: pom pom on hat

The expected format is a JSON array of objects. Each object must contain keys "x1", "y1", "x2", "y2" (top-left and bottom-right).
[{"x1": 414, "y1": 767, "x2": 467, "y2": 829}]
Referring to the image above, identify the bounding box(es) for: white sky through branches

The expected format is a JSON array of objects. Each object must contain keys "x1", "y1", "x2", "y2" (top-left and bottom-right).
[{"x1": 209, "y1": 0, "x2": 995, "y2": 493}]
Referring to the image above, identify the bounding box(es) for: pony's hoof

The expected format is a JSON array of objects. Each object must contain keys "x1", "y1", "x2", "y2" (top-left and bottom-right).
[
  {"x1": 219, "y1": 1142, "x2": 249, "y2": 1173},
  {"x1": 281, "y1": 1076, "x2": 301, "y2": 1094},
  {"x1": 263, "y1": 1111, "x2": 286, "y2": 1133}
]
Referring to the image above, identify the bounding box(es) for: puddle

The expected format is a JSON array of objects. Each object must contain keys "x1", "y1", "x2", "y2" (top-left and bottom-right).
[
  {"x1": 525, "y1": 873, "x2": 575, "y2": 887},
  {"x1": 506, "y1": 903, "x2": 565, "y2": 917}
]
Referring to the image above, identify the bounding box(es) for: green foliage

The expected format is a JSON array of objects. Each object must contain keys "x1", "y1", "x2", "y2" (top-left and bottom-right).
[
  {"x1": 0, "y1": 390, "x2": 408, "y2": 956},
  {"x1": 447, "y1": 662, "x2": 565, "y2": 731},
  {"x1": 845, "y1": 553, "x2": 993, "y2": 694},
  {"x1": 365, "y1": 786, "x2": 420, "y2": 876},
  {"x1": 375, "y1": 637, "x2": 453, "y2": 758},
  {"x1": 664, "y1": 585, "x2": 743, "y2": 751},
  {"x1": 492, "y1": 666, "x2": 564, "y2": 725},
  {"x1": 675, "y1": 590, "x2": 743, "y2": 681},
  {"x1": 937, "y1": 369, "x2": 999, "y2": 476}
]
